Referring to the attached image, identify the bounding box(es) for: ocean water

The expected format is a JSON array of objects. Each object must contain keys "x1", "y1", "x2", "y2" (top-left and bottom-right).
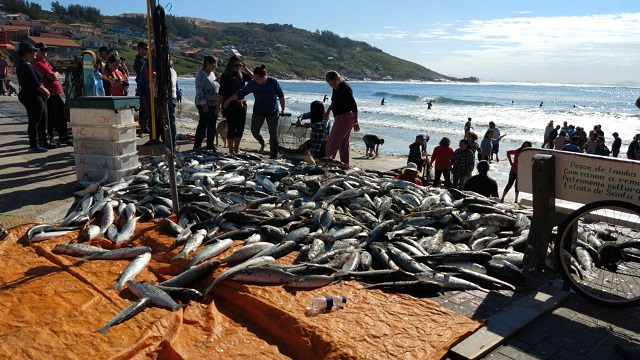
[{"x1": 171, "y1": 79, "x2": 640, "y2": 157}]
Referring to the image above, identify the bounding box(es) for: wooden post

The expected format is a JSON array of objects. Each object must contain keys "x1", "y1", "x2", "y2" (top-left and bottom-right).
[{"x1": 523, "y1": 154, "x2": 555, "y2": 271}]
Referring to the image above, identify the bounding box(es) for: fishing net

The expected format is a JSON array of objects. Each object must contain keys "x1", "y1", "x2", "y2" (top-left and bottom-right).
[{"x1": 0, "y1": 221, "x2": 482, "y2": 359}]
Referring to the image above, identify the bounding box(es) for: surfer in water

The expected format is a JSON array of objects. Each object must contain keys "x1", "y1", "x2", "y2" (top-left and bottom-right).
[{"x1": 381, "y1": 97, "x2": 385, "y2": 106}]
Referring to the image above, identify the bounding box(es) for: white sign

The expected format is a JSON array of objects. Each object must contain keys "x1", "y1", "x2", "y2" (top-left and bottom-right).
[{"x1": 519, "y1": 148, "x2": 640, "y2": 205}]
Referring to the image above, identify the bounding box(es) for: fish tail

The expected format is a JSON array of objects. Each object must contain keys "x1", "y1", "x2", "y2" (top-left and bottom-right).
[
  {"x1": 171, "y1": 252, "x2": 187, "y2": 261},
  {"x1": 171, "y1": 303, "x2": 188, "y2": 311},
  {"x1": 93, "y1": 326, "x2": 109, "y2": 335},
  {"x1": 105, "y1": 284, "x2": 119, "y2": 290}
]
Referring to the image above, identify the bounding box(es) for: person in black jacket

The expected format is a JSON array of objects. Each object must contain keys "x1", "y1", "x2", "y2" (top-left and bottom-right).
[
  {"x1": 464, "y1": 160, "x2": 499, "y2": 198},
  {"x1": 16, "y1": 42, "x2": 50, "y2": 152}
]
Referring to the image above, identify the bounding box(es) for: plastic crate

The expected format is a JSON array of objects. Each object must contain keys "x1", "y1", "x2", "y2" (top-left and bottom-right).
[
  {"x1": 73, "y1": 138, "x2": 137, "y2": 156},
  {"x1": 75, "y1": 166, "x2": 138, "y2": 183},
  {"x1": 71, "y1": 123, "x2": 138, "y2": 141},
  {"x1": 74, "y1": 153, "x2": 139, "y2": 170},
  {"x1": 70, "y1": 107, "x2": 135, "y2": 126}
]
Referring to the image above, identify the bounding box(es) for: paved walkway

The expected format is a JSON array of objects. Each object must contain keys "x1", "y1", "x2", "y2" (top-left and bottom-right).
[{"x1": 0, "y1": 97, "x2": 638, "y2": 359}]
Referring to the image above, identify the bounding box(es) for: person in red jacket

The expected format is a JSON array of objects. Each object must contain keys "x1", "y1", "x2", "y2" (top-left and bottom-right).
[
  {"x1": 396, "y1": 162, "x2": 422, "y2": 185},
  {"x1": 501, "y1": 141, "x2": 532, "y2": 203},
  {"x1": 429, "y1": 137, "x2": 454, "y2": 188},
  {"x1": 31, "y1": 42, "x2": 70, "y2": 147}
]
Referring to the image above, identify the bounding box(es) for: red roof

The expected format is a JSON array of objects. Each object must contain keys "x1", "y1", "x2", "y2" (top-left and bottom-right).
[
  {"x1": 2, "y1": 25, "x2": 30, "y2": 32},
  {"x1": 50, "y1": 23, "x2": 75, "y2": 30},
  {"x1": 38, "y1": 33, "x2": 70, "y2": 39},
  {"x1": 27, "y1": 36, "x2": 79, "y2": 48}
]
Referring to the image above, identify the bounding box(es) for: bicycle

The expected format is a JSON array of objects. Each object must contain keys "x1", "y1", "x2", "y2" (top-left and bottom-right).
[{"x1": 554, "y1": 200, "x2": 640, "y2": 307}]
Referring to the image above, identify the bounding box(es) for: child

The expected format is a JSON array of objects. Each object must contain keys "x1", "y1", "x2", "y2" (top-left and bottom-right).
[
  {"x1": 408, "y1": 134, "x2": 427, "y2": 173},
  {"x1": 5, "y1": 79, "x2": 17, "y2": 96},
  {"x1": 295, "y1": 100, "x2": 329, "y2": 158},
  {"x1": 363, "y1": 134, "x2": 384, "y2": 157}
]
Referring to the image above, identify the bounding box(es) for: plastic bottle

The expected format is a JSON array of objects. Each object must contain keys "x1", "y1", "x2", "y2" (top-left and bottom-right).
[
  {"x1": 309, "y1": 295, "x2": 347, "y2": 313},
  {"x1": 94, "y1": 69, "x2": 105, "y2": 96}
]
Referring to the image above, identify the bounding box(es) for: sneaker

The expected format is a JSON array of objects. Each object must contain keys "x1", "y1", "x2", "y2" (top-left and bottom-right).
[{"x1": 28, "y1": 146, "x2": 48, "y2": 153}]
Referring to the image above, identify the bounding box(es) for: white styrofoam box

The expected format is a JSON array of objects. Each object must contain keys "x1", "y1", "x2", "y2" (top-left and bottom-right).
[
  {"x1": 75, "y1": 166, "x2": 138, "y2": 183},
  {"x1": 71, "y1": 123, "x2": 137, "y2": 141},
  {"x1": 73, "y1": 138, "x2": 137, "y2": 156},
  {"x1": 74, "y1": 153, "x2": 139, "y2": 170},
  {"x1": 70, "y1": 107, "x2": 134, "y2": 126}
]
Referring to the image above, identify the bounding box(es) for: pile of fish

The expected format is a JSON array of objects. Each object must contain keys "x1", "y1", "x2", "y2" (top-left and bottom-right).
[{"x1": 26, "y1": 149, "x2": 535, "y2": 334}]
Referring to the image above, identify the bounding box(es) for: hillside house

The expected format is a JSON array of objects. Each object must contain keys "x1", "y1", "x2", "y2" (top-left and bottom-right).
[
  {"x1": 49, "y1": 23, "x2": 75, "y2": 34},
  {"x1": 25, "y1": 36, "x2": 80, "y2": 59},
  {"x1": 81, "y1": 37, "x2": 103, "y2": 49},
  {"x1": 1, "y1": 25, "x2": 29, "y2": 41}
]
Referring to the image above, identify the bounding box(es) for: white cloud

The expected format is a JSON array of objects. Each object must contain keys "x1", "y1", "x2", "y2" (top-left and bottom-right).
[{"x1": 347, "y1": 12, "x2": 640, "y2": 83}]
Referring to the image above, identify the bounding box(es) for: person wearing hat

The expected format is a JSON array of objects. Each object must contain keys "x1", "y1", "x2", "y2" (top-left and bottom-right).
[
  {"x1": 32, "y1": 42, "x2": 70, "y2": 147},
  {"x1": 16, "y1": 42, "x2": 51, "y2": 153},
  {"x1": 407, "y1": 134, "x2": 427, "y2": 173},
  {"x1": 396, "y1": 162, "x2": 422, "y2": 185},
  {"x1": 594, "y1": 135, "x2": 611, "y2": 156},
  {"x1": 464, "y1": 160, "x2": 498, "y2": 198}
]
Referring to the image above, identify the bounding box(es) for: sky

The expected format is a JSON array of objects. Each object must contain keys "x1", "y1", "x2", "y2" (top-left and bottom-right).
[{"x1": 31, "y1": 0, "x2": 640, "y2": 85}]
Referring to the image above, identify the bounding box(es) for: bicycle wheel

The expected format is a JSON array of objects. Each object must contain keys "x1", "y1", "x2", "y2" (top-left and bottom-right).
[{"x1": 555, "y1": 200, "x2": 640, "y2": 307}]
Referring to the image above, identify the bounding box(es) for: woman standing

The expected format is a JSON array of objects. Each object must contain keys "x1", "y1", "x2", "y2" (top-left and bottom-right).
[
  {"x1": 480, "y1": 130, "x2": 494, "y2": 161},
  {"x1": 429, "y1": 137, "x2": 453, "y2": 188},
  {"x1": 323, "y1": 70, "x2": 359, "y2": 165},
  {"x1": 16, "y1": 42, "x2": 50, "y2": 152},
  {"x1": 500, "y1": 141, "x2": 532, "y2": 203},
  {"x1": 224, "y1": 65, "x2": 285, "y2": 159},
  {"x1": 217, "y1": 55, "x2": 253, "y2": 154},
  {"x1": 194, "y1": 55, "x2": 220, "y2": 150},
  {"x1": 102, "y1": 55, "x2": 127, "y2": 96}
]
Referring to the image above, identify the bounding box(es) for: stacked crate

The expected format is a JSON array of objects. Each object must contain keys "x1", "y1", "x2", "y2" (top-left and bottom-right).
[{"x1": 70, "y1": 107, "x2": 139, "y2": 183}]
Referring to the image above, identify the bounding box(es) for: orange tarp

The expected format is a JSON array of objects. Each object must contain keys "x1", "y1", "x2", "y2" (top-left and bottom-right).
[{"x1": 0, "y1": 221, "x2": 482, "y2": 359}]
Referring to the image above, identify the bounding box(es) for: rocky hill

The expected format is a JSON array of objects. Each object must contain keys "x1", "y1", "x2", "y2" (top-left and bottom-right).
[{"x1": 116, "y1": 14, "x2": 479, "y2": 82}]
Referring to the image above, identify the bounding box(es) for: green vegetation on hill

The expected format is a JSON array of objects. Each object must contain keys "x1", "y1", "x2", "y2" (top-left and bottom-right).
[{"x1": 115, "y1": 15, "x2": 478, "y2": 82}]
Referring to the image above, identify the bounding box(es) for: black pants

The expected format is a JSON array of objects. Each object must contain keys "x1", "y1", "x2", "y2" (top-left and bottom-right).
[
  {"x1": 433, "y1": 169, "x2": 452, "y2": 188},
  {"x1": 195, "y1": 104, "x2": 218, "y2": 149},
  {"x1": 251, "y1": 113, "x2": 279, "y2": 159},
  {"x1": 19, "y1": 92, "x2": 47, "y2": 148},
  {"x1": 225, "y1": 101, "x2": 247, "y2": 139},
  {"x1": 47, "y1": 94, "x2": 68, "y2": 140}
]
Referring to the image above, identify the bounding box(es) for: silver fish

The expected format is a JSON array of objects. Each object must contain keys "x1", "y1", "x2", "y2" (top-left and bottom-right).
[
  {"x1": 184, "y1": 239, "x2": 234, "y2": 269},
  {"x1": 203, "y1": 256, "x2": 276, "y2": 294},
  {"x1": 94, "y1": 297, "x2": 151, "y2": 335},
  {"x1": 127, "y1": 281, "x2": 186, "y2": 311},
  {"x1": 107, "y1": 252, "x2": 152, "y2": 291},
  {"x1": 85, "y1": 246, "x2": 153, "y2": 260},
  {"x1": 172, "y1": 229, "x2": 207, "y2": 261}
]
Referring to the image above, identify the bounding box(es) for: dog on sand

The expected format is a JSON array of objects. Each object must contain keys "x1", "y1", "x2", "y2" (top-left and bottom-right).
[{"x1": 216, "y1": 119, "x2": 228, "y2": 147}]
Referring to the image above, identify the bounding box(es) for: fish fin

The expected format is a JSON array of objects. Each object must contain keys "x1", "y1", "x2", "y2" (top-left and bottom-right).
[{"x1": 105, "y1": 284, "x2": 119, "y2": 290}]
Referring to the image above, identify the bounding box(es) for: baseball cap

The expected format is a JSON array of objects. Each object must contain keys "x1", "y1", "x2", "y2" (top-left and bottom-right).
[
  {"x1": 18, "y1": 42, "x2": 37, "y2": 53},
  {"x1": 34, "y1": 42, "x2": 49, "y2": 51}
]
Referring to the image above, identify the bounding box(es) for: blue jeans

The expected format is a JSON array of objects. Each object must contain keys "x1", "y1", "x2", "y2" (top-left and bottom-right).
[
  {"x1": 251, "y1": 113, "x2": 279, "y2": 158},
  {"x1": 195, "y1": 104, "x2": 218, "y2": 149},
  {"x1": 452, "y1": 173, "x2": 469, "y2": 190}
]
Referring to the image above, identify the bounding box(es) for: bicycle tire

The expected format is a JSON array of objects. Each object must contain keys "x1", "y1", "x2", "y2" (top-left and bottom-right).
[{"x1": 555, "y1": 200, "x2": 640, "y2": 307}]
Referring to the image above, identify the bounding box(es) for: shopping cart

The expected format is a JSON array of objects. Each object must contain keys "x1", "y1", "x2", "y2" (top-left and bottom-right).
[{"x1": 277, "y1": 114, "x2": 310, "y2": 149}]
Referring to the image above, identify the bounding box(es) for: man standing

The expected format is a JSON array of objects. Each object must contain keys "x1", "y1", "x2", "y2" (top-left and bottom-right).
[
  {"x1": 32, "y1": 42, "x2": 70, "y2": 146},
  {"x1": 451, "y1": 139, "x2": 475, "y2": 190},
  {"x1": 0, "y1": 53, "x2": 8, "y2": 95},
  {"x1": 134, "y1": 42, "x2": 149, "y2": 135}
]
